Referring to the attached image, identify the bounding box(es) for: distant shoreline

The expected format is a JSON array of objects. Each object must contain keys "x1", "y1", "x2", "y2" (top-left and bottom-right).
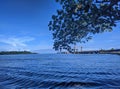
[
  {"x1": 0, "y1": 51, "x2": 37, "y2": 55},
  {"x1": 60, "y1": 49, "x2": 120, "y2": 55}
]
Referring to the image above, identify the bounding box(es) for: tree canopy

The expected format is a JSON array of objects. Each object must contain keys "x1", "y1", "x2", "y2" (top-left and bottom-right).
[{"x1": 48, "y1": 0, "x2": 120, "y2": 52}]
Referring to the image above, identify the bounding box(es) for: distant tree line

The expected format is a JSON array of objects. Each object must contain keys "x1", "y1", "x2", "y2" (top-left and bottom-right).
[
  {"x1": 69, "y1": 48, "x2": 120, "y2": 54},
  {"x1": 0, "y1": 51, "x2": 36, "y2": 55}
]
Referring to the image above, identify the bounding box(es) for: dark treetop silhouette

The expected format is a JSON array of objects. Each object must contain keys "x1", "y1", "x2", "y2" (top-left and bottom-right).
[{"x1": 48, "y1": 0, "x2": 120, "y2": 52}]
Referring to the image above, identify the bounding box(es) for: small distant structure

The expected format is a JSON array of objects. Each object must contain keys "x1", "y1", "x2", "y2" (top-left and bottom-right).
[
  {"x1": 73, "y1": 44, "x2": 76, "y2": 54},
  {"x1": 60, "y1": 47, "x2": 62, "y2": 53},
  {"x1": 73, "y1": 44, "x2": 79, "y2": 54},
  {"x1": 80, "y1": 46, "x2": 83, "y2": 52}
]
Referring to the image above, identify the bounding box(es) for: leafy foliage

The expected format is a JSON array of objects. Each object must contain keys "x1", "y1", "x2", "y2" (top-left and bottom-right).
[{"x1": 48, "y1": 0, "x2": 120, "y2": 52}]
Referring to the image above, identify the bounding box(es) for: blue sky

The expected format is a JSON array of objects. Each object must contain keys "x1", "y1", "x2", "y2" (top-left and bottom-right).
[{"x1": 0, "y1": 0, "x2": 120, "y2": 53}]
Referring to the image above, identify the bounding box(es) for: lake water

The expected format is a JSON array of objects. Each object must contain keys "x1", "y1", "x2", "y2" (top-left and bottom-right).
[{"x1": 0, "y1": 54, "x2": 120, "y2": 89}]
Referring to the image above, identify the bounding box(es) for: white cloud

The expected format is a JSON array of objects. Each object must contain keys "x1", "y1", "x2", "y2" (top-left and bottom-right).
[{"x1": 0, "y1": 35, "x2": 34, "y2": 51}]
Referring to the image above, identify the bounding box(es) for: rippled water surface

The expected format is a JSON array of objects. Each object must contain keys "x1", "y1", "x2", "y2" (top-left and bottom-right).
[{"x1": 0, "y1": 54, "x2": 120, "y2": 89}]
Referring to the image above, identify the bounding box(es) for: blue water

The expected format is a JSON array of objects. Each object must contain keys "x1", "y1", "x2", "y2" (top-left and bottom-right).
[{"x1": 0, "y1": 54, "x2": 120, "y2": 89}]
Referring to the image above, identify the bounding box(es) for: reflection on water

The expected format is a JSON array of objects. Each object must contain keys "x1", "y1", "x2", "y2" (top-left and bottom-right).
[{"x1": 0, "y1": 54, "x2": 120, "y2": 89}]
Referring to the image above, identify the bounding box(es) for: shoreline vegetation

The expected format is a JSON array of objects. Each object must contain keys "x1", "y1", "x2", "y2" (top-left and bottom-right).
[
  {"x1": 0, "y1": 49, "x2": 120, "y2": 55},
  {"x1": 60, "y1": 49, "x2": 120, "y2": 55},
  {"x1": 0, "y1": 51, "x2": 37, "y2": 55}
]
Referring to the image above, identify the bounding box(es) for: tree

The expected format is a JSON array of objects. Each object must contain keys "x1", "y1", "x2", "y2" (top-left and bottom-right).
[{"x1": 48, "y1": 0, "x2": 120, "y2": 52}]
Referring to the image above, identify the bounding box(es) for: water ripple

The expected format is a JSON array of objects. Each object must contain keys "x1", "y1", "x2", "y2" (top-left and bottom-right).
[{"x1": 0, "y1": 54, "x2": 120, "y2": 88}]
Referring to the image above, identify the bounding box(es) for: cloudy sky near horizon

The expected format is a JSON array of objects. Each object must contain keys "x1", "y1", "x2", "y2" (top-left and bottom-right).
[{"x1": 0, "y1": 0, "x2": 120, "y2": 53}]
